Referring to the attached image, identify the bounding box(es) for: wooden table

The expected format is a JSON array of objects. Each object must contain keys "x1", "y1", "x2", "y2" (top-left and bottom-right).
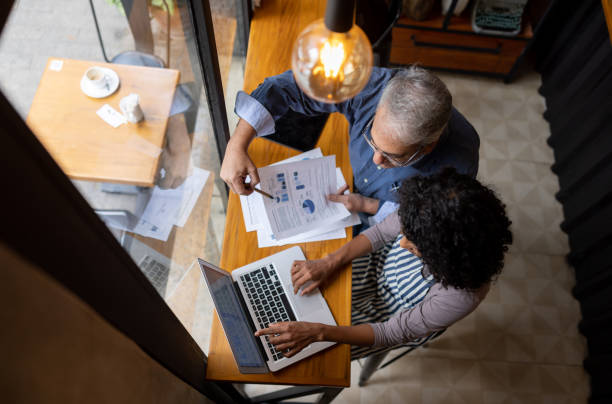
[
  {"x1": 206, "y1": 0, "x2": 353, "y2": 391},
  {"x1": 27, "y1": 58, "x2": 180, "y2": 187}
]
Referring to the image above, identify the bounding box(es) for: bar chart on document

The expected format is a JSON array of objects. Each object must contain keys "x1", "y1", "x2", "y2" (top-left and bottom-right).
[
  {"x1": 259, "y1": 155, "x2": 350, "y2": 239},
  {"x1": 239, "y1": 149, "x2": 360, "y2": 247}
]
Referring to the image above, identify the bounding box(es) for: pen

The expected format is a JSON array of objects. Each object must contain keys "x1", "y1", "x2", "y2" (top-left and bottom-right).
[{"x1": 253, "y1": 187, "x2": 274, "y2": 200}]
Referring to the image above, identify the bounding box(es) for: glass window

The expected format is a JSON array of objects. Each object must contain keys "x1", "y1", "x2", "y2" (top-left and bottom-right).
[{"x1": 0, "y1": 0, "x2": 244, "y2": 353}]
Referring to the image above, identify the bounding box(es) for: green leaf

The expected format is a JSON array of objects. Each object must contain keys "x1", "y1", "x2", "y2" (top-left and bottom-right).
[{"x1": 150, "y1": 0, "x2": 175, "y2": 15}]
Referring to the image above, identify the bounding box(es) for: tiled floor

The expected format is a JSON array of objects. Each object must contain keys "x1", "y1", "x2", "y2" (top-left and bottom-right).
[{"x1": 237, "y1": 72, "x2": 590, "y2": 403}]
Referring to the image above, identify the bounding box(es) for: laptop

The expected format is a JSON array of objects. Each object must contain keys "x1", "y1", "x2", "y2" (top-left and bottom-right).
[{"x1": 198, "y1": 246, "x2": 337, "y2": 373}]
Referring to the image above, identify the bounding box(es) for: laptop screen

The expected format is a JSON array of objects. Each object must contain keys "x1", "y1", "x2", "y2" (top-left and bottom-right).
[{"x1": 198, "y1": 260, "x2": 266, "y2": 368}]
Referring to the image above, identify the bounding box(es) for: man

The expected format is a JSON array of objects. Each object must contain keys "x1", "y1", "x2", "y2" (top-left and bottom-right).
[{"x1": 221, "y1": 66, "x2": 480, "y2": 227}]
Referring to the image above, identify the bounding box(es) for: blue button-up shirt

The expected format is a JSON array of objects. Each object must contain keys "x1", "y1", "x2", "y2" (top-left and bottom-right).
[{"x1": 235, "y1": 67, "x2": 480, "y2": 226}]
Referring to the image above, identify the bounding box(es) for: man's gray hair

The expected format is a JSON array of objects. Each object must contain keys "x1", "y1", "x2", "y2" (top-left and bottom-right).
[{"x1": 377, "y1": 66, "x2": 452, "y2": 146}]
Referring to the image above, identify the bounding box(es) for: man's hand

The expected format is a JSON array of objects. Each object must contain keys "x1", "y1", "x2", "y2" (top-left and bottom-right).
[
  {"x1": 156, "y1": 148, "x2": 190, "y2": 189},
  {"x1": 156, "y1": 115, "x2": 192, "y2": 189},
  {"x1": 220, "y1": 144, "x2": 260, "y2": 195},
  {"x1": 327, "y1": 185, "x2": 380, "y2": 215},
  {"x1": 255, "y1": 321, "x2": 326, "y2": 358},
  {"x1": 291, "y1": 257, "x2": 338, "y2": 295},
  {"x1": 220, "y1": 119, "x2": 258, "y2": 195}
]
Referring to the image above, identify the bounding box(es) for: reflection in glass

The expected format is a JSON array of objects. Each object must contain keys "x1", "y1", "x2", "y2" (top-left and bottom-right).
[{"x1": 0, "y1": 0, "x2": 243, "y2": 353}]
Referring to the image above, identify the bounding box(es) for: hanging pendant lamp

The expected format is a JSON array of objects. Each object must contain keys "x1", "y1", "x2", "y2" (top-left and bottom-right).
[{"x1": 291, "y1": 0, "x2": 373, "y2": 103}]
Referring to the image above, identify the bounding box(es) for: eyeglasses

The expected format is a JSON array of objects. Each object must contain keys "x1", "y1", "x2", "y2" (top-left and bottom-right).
[{"x1": 361, "y1": 118, "x2": 423, "y2": 167}]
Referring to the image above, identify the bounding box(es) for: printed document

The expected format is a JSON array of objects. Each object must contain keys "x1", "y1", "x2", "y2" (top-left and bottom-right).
[
  {"x1": 131, "y1": 167, "x2": 210, "y2": 241},
  {"x1": 258, "y1": 155, "x2": 350, "y2": 240},
  {"x1": 256, "y1": 168, "x2": 360, "y2": 247},
  {"x1": 240, "y1": 148, "x2": 324, "y2": 232}
]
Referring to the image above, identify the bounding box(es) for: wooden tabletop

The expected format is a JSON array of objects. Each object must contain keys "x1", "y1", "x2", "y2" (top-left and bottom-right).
[
  {"x1": 206, "y1": 0, "x2": 353, "y2": 387},
  {"x1": 26, "y1": 58, "x2": 180, "y2": 187}
]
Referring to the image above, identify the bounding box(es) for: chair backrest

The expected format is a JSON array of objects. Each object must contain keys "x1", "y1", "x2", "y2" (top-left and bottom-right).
[
  {"x1": 88, "y1": 0, "x2": 170, "y2": 66},
  {"x1": 88, "y1": 2, "x2": 194, "y2": 118},
  {"x1": 111, "y1": 51, "x2": 165, "y2": 68}
]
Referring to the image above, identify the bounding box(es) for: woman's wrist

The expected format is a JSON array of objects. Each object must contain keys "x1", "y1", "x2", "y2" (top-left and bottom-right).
[
  {"x1": 318, "y1": 323, "x2": 332, "y2": 342},
  {"x1": 325, "y1": 250, "x2": 343, "y2": 272}
]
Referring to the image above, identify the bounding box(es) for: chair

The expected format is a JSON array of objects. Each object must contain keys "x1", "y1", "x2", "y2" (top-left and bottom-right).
[
  {"x1": 89, "y1": 0, "x2": 197, "y2": 191},
  {"x1": 358, "y1": 329, "x2": 446, "y2": 386},
  {"x1": 88, "y1": 0, "x2": 195, "y2": 118}
]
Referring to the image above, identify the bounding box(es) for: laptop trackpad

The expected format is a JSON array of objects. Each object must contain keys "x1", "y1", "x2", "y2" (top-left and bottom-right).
[{"x1": 291, "y1": 286, "x2": 327, "y2": 319}]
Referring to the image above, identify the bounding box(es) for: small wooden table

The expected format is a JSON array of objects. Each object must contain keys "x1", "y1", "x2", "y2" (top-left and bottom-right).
[
  {"x1": 206, "y1": 0, "x2": 352, "y2": 399},
  {"x1": 26, "y1": 58, "x2": 180, "y2": 187}
]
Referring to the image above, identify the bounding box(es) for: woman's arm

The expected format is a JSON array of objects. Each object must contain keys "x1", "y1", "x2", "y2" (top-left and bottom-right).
[
  {"x1": 255, "y1": 322, "x2": 375, "y2": 358},
  {"x1": 292, "y1": 233, "x2": 373, "y2": 295}
]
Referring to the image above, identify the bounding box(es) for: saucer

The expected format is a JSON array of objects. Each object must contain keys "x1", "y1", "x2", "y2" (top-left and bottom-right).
[{"x1": 80, "y1": 67, "x2": 120, "y2": 98}]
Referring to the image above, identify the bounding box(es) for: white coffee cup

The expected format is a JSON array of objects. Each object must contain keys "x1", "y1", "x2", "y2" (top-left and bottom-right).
[
  {"x1": 84, "y1": 66, "x2": 109, "y2": 90},
  {"x1": 119, "y1": 93, "x2": 144, "y2": 123}
]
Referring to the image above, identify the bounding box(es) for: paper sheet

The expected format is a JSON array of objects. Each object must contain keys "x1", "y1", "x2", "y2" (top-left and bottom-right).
[
  {"x1": 256, "y1": 168, "x2": 360, "y2": 247},
  {"x1": 258, "y1": 155, "x2": 350, "y2": 240},
  {"x1": 49, "y1": 59, "x2": 63, "y2": 71},
  {"x1": 240, "y1": 148, "x2": 324, "y2": 231},
  {"x1": 96, "y1": 104, "x2": 126, "y2": 128},
  {"x1": 175, "y1": 167, "x2": 210, "y2": 226},
  {"x1": 131, "y1": 167, "x2": 210, "y2": 241}
]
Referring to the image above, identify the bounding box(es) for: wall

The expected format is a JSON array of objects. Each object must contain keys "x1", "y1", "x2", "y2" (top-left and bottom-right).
[
  {"x1": 534, "y1": 0, "x2": 612, "y2": 402},
  {"x1": 0, "y1": 242, "x2": 212, "y2": 404}
]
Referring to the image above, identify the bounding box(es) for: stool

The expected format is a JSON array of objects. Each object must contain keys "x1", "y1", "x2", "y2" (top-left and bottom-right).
[{"x1": 358, "y1": 329, "x2": 446, "y2": 386}]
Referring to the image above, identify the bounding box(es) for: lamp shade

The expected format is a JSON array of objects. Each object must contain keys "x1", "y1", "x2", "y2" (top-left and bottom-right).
[{"x1": 291, "y1": 18, "x2": 373, "y2": 103}]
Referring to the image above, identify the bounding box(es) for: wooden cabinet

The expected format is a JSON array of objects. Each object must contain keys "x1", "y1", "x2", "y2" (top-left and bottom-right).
[{"x1": 389, "y1": 3, "x2": 533, "y2": 81}]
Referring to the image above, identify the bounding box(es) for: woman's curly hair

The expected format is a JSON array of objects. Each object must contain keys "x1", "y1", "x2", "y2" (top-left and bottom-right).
[{"x1": 398, "y1": 168, "x2": 512, "y2": 290}]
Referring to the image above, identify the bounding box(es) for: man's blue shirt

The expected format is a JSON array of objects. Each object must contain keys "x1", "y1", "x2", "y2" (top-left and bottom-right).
[{"x1": 235, "y1": 67, "x2": 480, "y2": 223}]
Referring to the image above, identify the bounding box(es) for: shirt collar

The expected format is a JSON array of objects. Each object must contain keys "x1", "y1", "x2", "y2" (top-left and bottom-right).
[{"x1": 410, "y1": 125, "x2": 450, "y2": 170}]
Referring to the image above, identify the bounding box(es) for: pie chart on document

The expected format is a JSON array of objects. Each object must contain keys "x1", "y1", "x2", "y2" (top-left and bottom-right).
[
  {"x1": 80, "y1": 67, "x2": 120, "y2": 98},
  {"x1": 302, "y1": 199, "x2": 315, "y2": 214}
]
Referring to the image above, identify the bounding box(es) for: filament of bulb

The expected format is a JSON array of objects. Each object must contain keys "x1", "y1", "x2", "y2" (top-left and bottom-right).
[{"x1": 319, "y1": 38, "x2": 345, "y2": 79}]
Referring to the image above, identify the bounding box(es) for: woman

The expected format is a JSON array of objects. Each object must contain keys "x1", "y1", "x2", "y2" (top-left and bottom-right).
[{"x1": 256, "y1": 168, "x2": 512, "y2": 359}]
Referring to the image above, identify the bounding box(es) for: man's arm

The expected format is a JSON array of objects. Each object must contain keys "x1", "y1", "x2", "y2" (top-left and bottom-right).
[
  {"x1": 156, "y1": 115, "x2": 192, "y2": 189},
  {"x1": 327, "y1": 185, "x2": 380, "y2": 215},
  {"x1": 221, "y1": 71, "x2": 356, "y2": 195},
  {"x1": 220, "y1": 119, "x2": 260, "y2": 195},
  {"x1": 248, "y1": 70, "x2": 349, "y2": 121}
]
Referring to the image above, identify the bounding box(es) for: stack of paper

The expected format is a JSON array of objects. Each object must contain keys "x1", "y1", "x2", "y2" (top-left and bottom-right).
[
  {"x1": 104, "y1": 167, "x2": 210, "y2": 242},
  {"x1": 240, "y1": 149, "x2": 360, "y2": 248}
]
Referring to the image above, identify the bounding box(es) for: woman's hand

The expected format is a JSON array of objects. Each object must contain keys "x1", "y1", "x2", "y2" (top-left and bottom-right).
[
  {"x1": 291, "y1": 257, "x2": 338, "y2": 295},
  {"x1": 255, "y1": 321, "x2": 326, "y2": 358}
]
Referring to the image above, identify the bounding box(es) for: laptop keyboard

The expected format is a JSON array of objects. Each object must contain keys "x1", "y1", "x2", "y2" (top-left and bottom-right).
[
  {"x1": 239, "y1": 263, "x2": 296, "y2": 361},
  {"x1": 138, "y1": 255, "x2": 169, "y2": 297}
]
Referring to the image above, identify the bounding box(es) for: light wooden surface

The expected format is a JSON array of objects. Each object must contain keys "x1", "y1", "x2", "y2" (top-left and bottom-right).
[
  {"x1": 603, "y1": 0, "x2": 612, "y2": 44},
  {"x1": 206, "y1": 0, "x2": 353, "y2": 387},
  {"x1": 26, "y1": 58, "x2": 180, "y2": 187}
]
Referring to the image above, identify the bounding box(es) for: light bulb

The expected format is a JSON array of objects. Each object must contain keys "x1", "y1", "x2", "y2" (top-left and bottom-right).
[{"x1": 292, "y1": 19, "x2": 373, "y2": 103}]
